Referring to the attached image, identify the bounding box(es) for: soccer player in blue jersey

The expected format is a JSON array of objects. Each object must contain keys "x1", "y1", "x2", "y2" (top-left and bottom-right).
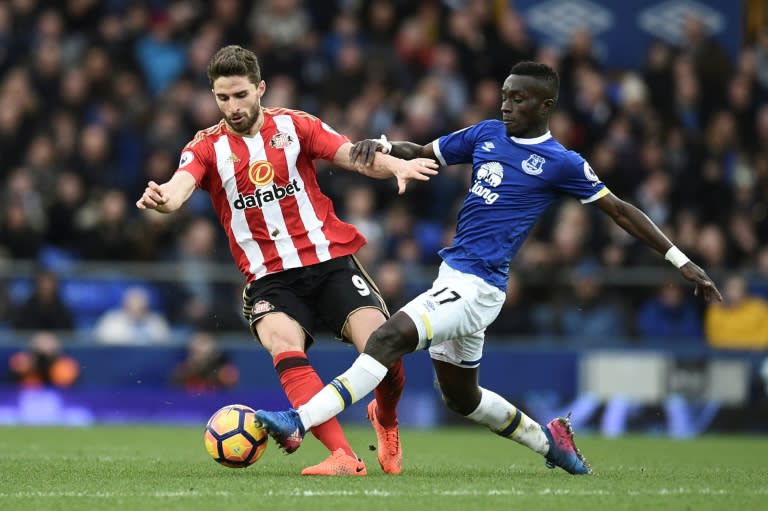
[{"x1": 254, "y1": 62, "x2": 722, "y2": 475}]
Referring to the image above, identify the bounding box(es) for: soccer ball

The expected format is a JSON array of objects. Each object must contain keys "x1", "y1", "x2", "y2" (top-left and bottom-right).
[{"x1": 204, "y1": 404, "x2": 268, "y2": 468}]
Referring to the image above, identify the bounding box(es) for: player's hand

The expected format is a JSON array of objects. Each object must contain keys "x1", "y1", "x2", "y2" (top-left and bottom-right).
[
  {"x1": 136, "y1": 181, "x2": 169, "y2": 210},
  {"x1": 350, "y1": 135, "x2": 391, "y2": 166},
  {"x1": 393, "y1": 158, "x2": 439, "y2": 195},
  {"x1": 679, "y1": 262, "x2": 722, "y2": 302}
]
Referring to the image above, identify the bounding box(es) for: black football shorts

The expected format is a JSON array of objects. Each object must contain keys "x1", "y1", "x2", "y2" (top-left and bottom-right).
[{"x1": 241, "y1": 255, "x2": 388, "y2": 347}]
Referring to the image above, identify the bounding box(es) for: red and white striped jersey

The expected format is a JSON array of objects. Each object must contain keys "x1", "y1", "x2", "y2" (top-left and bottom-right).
[{"x1": 176, "y1": 107, "x2": 366, "y2": 282}]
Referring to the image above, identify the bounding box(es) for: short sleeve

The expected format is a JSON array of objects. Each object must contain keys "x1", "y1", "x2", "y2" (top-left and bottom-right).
[
  {"x1": 295, "y1": 113, "x2": 349, "y2": 161},
  {"x1": 433, "y1": 123, "x2": 483, "y2": 167},
  {"x1": 176, "y1": 138, "x2": 212, "y2": 190},
  {"x1": 554, "y1": 153, "x2": 609, "y2": 204}
]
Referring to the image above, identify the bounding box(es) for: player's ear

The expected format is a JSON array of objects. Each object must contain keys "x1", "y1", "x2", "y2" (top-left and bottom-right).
[
  {"x1": 541, "y1": 98, "x2": 555, "y2": 116},
  {"x1": 257, "y1": 80, "x2": 266, "y2": 98}
]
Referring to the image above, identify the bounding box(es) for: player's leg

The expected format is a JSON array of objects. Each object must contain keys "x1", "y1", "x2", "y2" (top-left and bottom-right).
[
  {"x1": 345, "y1": 308, "x2": 405, "y2": 474},
  {"x1": 243, "y1": 281, "x2": 363, "y2": 474},
  {"x1": 255, "y1": 311, "x2": 417, "y2": 453},
  {"x1": 324, "y1": 255, "x2": 406, "y2": 431},
  {"x1": 431, "y1": 343, "x2": 591, "y2": 475},
  {"x1": 313, "y1": 256, "x2": 405, "y2": 474},
  {"x1": 327, "y1": 256, "x2": 406, "y2": 472},
  {"x1": 431, "y1": 355, "x2": 549, "y2": 453},
  {"x1": 255, "y1": 263, "x2": 497, "y2": 450}
]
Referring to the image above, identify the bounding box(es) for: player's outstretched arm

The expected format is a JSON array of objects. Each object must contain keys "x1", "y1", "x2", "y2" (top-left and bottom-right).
[
  {"x1": 136, "y1": 171, "x2": 197, "y2": 213},
  {"x1": 350, "y1": 136, "x2": 434, "y2": 166},
  {"x1": 593, "y1": 193, "x2": 722, "y2": 302},
  {"x1": 334, "y1": 142, "x2": 438, "y2": 195}
]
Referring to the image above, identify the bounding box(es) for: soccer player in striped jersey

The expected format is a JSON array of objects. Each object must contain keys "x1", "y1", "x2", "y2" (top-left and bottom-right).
[
  {"x1": 254, "y1": 61, "x2": 723, "y2": 475},
  {"x1": 136, "y1": 45, "x2": 438, "y2": 476}
]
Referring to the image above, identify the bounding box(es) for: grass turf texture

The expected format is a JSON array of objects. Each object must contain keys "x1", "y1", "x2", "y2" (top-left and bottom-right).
[{"x1": 0, "y1": 426, "x2": 765, "y2": 511}]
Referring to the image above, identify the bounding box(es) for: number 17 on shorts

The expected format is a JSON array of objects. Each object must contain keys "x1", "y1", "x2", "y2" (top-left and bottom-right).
[{"x1": 400, "y1": 263, "x2": 505, "y2": 350}]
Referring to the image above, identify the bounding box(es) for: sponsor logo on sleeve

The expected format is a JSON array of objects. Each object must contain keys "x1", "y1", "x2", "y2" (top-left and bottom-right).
[
  {"x1": 321, "y1": 122, "x2": 340, "y2": 135},
  {"x1": 179, "y1": 151, "x2": 194, "y2": 168},
  {"x1": 583, "y1": 161, "x2": 600, "y2": 183}
]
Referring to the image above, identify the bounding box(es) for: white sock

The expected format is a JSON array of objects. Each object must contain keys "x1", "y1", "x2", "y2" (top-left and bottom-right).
[
  {"x1": 466, "y1": 387, "x2": 549, "y2": 455},
  {"x1": 297, "y1": 353, "x2": 388, "y2": 429}
]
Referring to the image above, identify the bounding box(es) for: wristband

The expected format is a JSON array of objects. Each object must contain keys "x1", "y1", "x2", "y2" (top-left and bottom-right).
[
  {"x1": 376, "y1": 134, "x2": 392, "y2": 154},
  {"x1": 664, "y1": 246, "x2": 690, "y2": 268}
]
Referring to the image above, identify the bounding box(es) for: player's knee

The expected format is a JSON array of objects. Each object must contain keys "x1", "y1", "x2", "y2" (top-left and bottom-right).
[
  {"x1": 440, "y1": 385, "x2": 481, "y2": 416},
  {"x1": 253, "y1": 313, "x2": 306, "y2": 355},
  {"x1": 268, "y1": 336, "x2": 304, "y2": 357},
  {"x1": 260, "y1": 325, "x2": 304, "y2": 355},
  {"x1": 365, "y1": 321, "x2": 411, "y2": 368}
]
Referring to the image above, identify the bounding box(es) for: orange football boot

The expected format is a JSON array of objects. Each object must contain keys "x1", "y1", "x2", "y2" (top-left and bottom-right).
[
  {"x1": 300, "y1": 449, "x2": 367, "y2": 476},
  {"x1": 367, "y1": 399, "x2": 402, "y2": 474}
]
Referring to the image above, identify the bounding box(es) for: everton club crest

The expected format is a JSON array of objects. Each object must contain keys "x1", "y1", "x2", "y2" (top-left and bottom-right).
[{"x1": 521, "y1": 154, "x2": 546, "y2": 175}]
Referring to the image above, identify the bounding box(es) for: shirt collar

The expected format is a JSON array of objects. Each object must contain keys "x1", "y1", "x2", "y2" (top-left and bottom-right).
[{"x1": 510, "y1": 131, "x2": 552, "y2": 145}]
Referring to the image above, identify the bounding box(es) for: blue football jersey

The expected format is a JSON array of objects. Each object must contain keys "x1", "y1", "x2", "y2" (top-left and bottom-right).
[{"x1": 433, "y1": 119, "x2": 609, "y2": 291}]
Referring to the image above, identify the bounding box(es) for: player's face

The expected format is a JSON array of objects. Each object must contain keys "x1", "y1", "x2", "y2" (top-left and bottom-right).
[
  {"x1": 501, "y1": 75, "x2": 553, "y2": 138},
  {"x1": 212, "y1": 76, "x2": 266, "y2": 135}
]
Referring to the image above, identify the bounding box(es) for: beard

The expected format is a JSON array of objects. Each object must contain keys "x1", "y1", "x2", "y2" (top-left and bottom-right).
[{"x1": 225, "y1": 103, "x2": 261, "y2": 135}]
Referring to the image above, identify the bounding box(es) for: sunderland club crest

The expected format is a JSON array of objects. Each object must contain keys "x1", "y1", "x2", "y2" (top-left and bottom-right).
[
  {"x1": 269, "y1": 132, "x2": 294, "y2": 149},
  {"x1": 252, "y1": 300, "x2": 275, "y2": 315}
]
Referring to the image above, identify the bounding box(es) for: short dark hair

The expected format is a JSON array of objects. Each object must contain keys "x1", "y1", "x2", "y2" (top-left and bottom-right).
[
  {"x1": 509, "y1": 61, "x2": 559, "y2": 101},
  {"x1": 207, "y1": 45, "x2": 262, "y2": 88}
]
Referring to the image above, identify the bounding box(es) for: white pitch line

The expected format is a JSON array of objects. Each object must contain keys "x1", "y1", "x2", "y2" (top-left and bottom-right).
[{"x1": 1, "y1": 488, "x2": 767, "y2": 498}]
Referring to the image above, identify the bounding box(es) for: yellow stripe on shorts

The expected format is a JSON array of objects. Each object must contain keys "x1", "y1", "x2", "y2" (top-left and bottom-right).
[{"x1": 420, "y1": 313, "x2": 433, "y2": 340}]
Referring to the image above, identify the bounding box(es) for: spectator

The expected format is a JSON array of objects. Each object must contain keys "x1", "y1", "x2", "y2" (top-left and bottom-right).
[
  {"x1": 705, "y1": 274, "x2": 768, "y2": 349},
  {"x1": 643, "y1": 41, "x2": 675, "y2": 123},
  {"x1": 77, "y1": 189, "x2": 138, "y2": 260},
  {"x1": 8, "y1": 331, "x2": 80, "y2": 388},
  {"x1": 636, "y1": 281, "x2": 703, "y2": 341},
  {"x1": 249, "y1": 0, "x2": 309, "y2": 51},
  {"x1": 748, "y1": 245, "x2": 768, "y2": 299},
  {"x1": 167, "y1": 216, "x2": 231, "y2": 330},
  {"x1": 485, "y1": 271, "x2": 534, "y2": 339},
  {"x1": 753, "y1": 24, "x2": 768, "y2": 93},
  {"x1": 92, "y1": 286, "x2": 171, "y2": 345},
  {"x1": 45, "y1": 171, "x2": 87, "y2": 253},
  {"x1": 678, "y1": 13, "x2": 732, "y2": 122},
  {"x1": 550, "y1": 200, "x2": 592, "y2": 266},
  {"x1": 558, "y1": 28, "x2": 602, "y2": 111},
  {"x1": 489, "y1": 10, "x2": 537, "y2": 82},
  {"x1": 559, "y1": 259, "x2": 627, "y2": 343},
  {"x1": 0, "y1": 168, "x2": 45, "y2": 259},
  {"x1": 71, "y1": 123, "x2": 118, "y2": 190},
  {"x1": 172, "y1": 331, "x2": 239, "y2": 392},
  {"x1": 0, "y1": 278, "x2": 11, "y2": 327},
  {"x1": 0, "y1": 201, "x2": 43, "y2": 259},
  {"x1": 11, "y1": 269, "x2": 75, "y2": 331},
  {"x1": 134, "y1": 13, "x2": 187, "y2": 96},
  {"x1": 342, "y1": 184, "x2": 384, "y2": 267},
  {"x1": 374, "y1": 260, "x2": 409, "y2": 312}
]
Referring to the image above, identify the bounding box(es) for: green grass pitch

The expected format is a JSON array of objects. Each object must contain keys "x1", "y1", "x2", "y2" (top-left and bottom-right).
[{"x1": 0, "y1": 426, "x2": 765, "y2": 511}]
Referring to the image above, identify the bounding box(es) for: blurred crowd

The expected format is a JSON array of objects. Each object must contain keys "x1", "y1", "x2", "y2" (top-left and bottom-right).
[{"x1": 1, "y1": 0, "x2": 768, "y2": 349}]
